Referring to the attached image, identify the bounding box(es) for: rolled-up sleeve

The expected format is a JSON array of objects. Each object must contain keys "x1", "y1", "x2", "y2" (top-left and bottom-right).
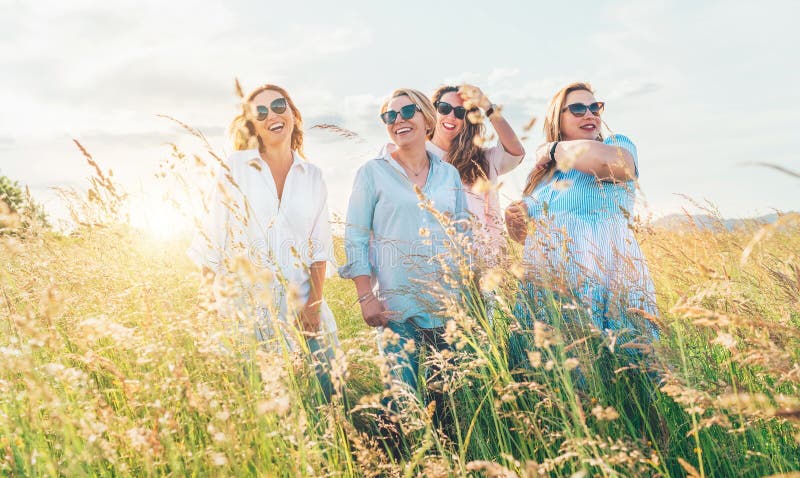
[
  {"x1": 308, "y1": 175, "x2": 335, "y2": 266},
  {"x1": 338, "y1": 165, "x2": 376, "y2": 279},
  {"x1": 187, "y1": 166, "x2": 231, "y2": 273},
  {"x1": 486, "y1": 143, "x2": 525, "y2": 176}
]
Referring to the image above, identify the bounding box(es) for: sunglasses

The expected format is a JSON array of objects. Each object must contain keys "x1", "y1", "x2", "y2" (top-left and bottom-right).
[
  {"x1": 255, "y1": 97, "x2": 288, "y2": 121},
  {"x1": 380, "y1": 103, "x2": 421, "y2": 125},
  {"x1": 434, "y1": 101, "x2": 467, "y2": 120},
  {"x1": 562, "y1": 101, "x2": 605, "y2": 117}
]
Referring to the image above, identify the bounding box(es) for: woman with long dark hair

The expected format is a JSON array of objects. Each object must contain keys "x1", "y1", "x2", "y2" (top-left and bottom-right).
[{"x1": 427, "y1": 85, "x2": 525, "y2": 265}]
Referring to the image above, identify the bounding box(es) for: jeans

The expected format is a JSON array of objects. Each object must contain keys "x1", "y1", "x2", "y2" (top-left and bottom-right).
[
  {"x1": 306, "y1": 335, "x2": 335, "y2": 402},
  {"x1": 378, "y1": 317, "x2": 452, "y2": 429}
]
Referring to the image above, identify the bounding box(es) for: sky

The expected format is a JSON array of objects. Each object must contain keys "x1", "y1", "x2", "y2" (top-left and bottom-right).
[{"x1": 1, "y1": 0, "x2": 798, "y2": 235}]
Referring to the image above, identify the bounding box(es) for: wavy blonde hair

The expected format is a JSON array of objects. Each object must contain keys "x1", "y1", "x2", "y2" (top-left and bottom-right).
[
  {"x1": 228, "y1": 84, "x2": 305, "y2": 158},
  {"x1": 522, "y1": 81, "x2": 603, "y2": 196},
  {"x1": 381, "y1": 88, "x2": 436, "y2": 136}
]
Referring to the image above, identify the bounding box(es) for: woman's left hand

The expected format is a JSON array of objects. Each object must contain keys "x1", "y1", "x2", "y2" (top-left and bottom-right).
[
  {"x1": 297, "y1": 300, "x2": 321, "y2": 334},
  {"x1": 459, "y1": 84, "x2": 491, "y2": 111}
]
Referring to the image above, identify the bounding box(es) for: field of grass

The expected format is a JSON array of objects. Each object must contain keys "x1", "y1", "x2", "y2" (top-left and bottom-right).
[{"x1": 1, "y1": 156, "x2": 799, "y2": 477}]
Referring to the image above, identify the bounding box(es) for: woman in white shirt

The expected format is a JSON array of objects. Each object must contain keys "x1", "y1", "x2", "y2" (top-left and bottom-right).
[
  {"x1": 427, "y1": 85, "x2": 526, "y2": 266},
  {"x1": 188, "y1": 84, "x2": 338, "y2": 399}
]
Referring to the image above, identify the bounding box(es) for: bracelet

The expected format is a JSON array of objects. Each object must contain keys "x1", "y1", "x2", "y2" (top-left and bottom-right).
[
  {"x1": 549, "y1": 141, "x2": 560, "y2": 164},
  {"x1": 357, "y1": 292, "x2": 374, "y2": 304}
]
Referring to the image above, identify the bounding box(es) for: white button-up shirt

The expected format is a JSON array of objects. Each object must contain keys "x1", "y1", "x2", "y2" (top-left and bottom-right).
[{"x1": 188, "y1": 149, "x2": 337, "y2": 344}]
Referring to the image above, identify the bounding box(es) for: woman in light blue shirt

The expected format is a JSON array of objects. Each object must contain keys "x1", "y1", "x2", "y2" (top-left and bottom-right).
[
  {"x1": 340, "y1": 88, "x2": 469, "y2": 414},
  {"x1": 506, "y1": 82, "x2": 658, "y2": 344}
]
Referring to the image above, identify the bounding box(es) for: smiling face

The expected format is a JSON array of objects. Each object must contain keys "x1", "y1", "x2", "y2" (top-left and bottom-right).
[
  {"x1": 250, "y1": 88, "x2": 294, "y2": 149},
  {"x1": 559, "y1": 89, "x2": 601, "y2": 141},
  {"x1": 384, "y1": 94, "x2": 428, "y2": 149},
  {"x1": 433, "y1": 91, "x2": 465, "y2": 143}
]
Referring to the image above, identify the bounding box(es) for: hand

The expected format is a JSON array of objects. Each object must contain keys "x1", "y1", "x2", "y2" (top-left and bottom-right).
[
  {"x1": 297, "y1": 299, "x2": 322, "y2": 335},
  {"x1": 459, "y1": 84, "x2": 491, "y2": 111},
  {"x1": 359, "y1": 294, "x2": 391, "y2": 328},
  {"x1": 505, "y1": 200, "x2": 530, "y2": 244},
  {"x1": 534, "y1": 142, "x2": 553, "y2": 171}
]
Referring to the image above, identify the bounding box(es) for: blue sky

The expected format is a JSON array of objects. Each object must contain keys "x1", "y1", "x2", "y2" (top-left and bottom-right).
[{"x1": 1, "y1": 0, "x2": 798, "y2": 232}]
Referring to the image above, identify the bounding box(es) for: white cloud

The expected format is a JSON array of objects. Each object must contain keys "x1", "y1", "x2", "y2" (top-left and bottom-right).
[{"x1": 488, "y1": 67, "x2": 520, "y2": 87}]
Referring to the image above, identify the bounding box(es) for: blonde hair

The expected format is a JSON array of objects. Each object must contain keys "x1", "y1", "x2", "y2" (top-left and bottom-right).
[
  {"x1": 381, "y1": 88, "x2": 436, "y2": 135},
  {"x1": 522, "y1": 82, "x2": 603, "y2": 196},
  {"x1": 228, "y1": 84, "x2": 305, "y2": 158}
]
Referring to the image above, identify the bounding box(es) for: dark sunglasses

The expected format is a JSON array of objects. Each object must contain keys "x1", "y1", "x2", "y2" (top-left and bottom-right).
[
  {"x1": 434, "y1": 101, "x2": 467, "y2": 120},
  {"x1": 255, "y1": 98, "x2": 288, "y2": 121},
  {"x1": 562, "y1": 101, "x2": 605, "y2": 117},
  {"x1": 380, "y1": 103, "x2": 420, "y2": 125}
]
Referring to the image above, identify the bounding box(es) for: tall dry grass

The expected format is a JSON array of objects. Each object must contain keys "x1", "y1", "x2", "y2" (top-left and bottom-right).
[{"x1": 0, "y1": 131, "x2": 798, "y2": 477}]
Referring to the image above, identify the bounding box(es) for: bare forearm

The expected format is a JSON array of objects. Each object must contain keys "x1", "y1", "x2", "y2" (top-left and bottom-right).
[
  {"x1": 489, "y1": 115, "x2": 525, "y2": 156},
  {"x1": 308, "y1": 261, "x2": 326, "y2": 306},
  {"x1": 352, "y1": 275, "x2": 373, "y2": 297},
  {"x1": 556, "y1": 140, "x2": 635, "y2": 181}
]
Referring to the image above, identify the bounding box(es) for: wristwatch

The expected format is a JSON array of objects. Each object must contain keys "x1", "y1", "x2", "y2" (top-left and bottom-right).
[
  {"x1": 549, "y1": 141, "x2": 560, "y2": 164},
  {"x1": 485, "y1": 103, "x2": 500, "y2": 118}
]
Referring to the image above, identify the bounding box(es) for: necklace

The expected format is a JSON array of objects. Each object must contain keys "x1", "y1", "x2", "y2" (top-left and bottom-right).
[{"x1": 395, "y1": 155, "x2": 429, "y2": 177}]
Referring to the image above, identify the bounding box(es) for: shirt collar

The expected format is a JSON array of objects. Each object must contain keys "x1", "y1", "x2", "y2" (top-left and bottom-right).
[
  {"x1": 425, "y1": 140, "x2": 447, "y2": 160},
  {"x1": 379, "y1": 142, "x2": 441, "y2": 166},
  {"x1": 245, "y1": 149, "x2": 308, "y2": 171}
]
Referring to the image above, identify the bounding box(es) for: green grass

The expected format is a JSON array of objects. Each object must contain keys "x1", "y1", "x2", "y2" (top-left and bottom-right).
[{"x1": 1, "y1": 212, "x2": 798, "y2": 477}]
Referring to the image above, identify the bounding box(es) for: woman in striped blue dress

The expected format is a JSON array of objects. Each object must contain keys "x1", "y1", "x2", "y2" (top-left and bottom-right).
[{"x1": 505, "y1": 82, "x2": 658, "y2": 341}]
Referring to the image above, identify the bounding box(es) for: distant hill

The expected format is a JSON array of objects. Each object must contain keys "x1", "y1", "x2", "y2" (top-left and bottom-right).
[{"x1": 652, "y1": 213, "x2": 788, "y2": 231}]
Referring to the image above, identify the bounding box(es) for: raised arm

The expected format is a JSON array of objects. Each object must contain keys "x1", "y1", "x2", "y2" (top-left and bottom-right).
[
  {"x1": 550, "y1": 137, "x2": 637, "y2": 182},
  {"x1": 460, "y1": 84, "x2": 525, "y2": 174}
]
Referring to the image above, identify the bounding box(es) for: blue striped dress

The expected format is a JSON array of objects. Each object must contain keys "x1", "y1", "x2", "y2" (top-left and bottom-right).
[{"x1": 519, "y1": 134, "x2": 658, "y2": 338}]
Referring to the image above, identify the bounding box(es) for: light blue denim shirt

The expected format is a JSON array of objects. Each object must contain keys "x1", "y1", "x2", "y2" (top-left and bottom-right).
[{"x1": 339, "y1": 144, "x2": 469, "y2": 328}]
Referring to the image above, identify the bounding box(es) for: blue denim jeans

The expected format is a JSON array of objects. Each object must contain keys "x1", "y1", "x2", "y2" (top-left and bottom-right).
[
  {"x1": 379, "y1": 318, "x2": 449, "y2": 391},
  {"x1": 378, "y1": 317, "x2": 453, "y2": 431},
  {"x1": 306, "y1": 336, "x2": 335, "y2": 402}
]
